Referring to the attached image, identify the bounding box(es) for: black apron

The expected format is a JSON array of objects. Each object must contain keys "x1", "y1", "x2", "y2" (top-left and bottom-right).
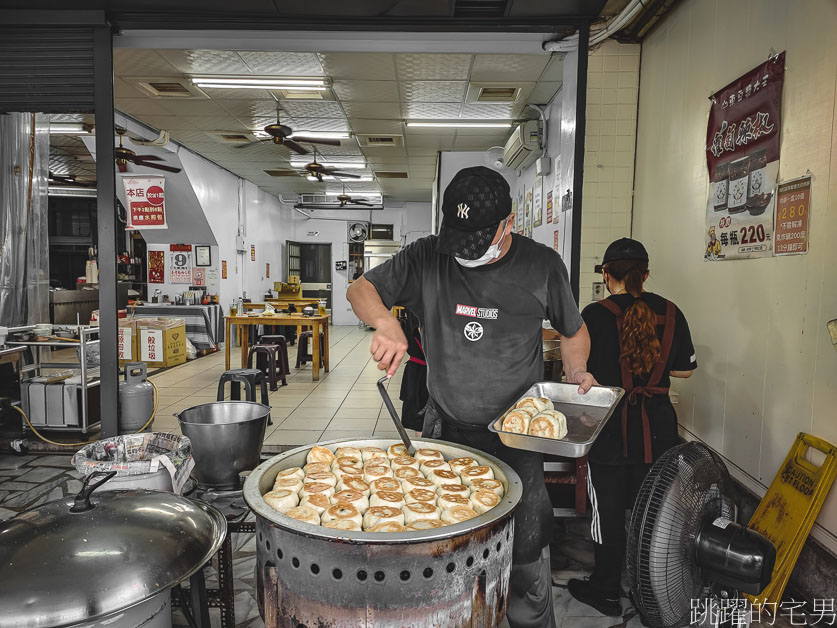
[{"x1": 422, "y1": 399, "x2": 551, "y2": 564}]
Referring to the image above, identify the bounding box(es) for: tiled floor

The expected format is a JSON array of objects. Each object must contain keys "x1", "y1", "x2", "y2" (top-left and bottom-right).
[
  {"x1": 149, "y1": 325, "x2": 415, "y2": 446},
  {"x1": 0, "y1": 325, "x2": 795, "y2": 627}
]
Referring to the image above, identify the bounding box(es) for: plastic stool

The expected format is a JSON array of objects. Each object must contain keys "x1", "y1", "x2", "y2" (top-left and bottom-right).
[
  {"x1": 216, "y1": 368, "x2": 272, "y2": 425},
  {"x1": 247, "y1": 344, "x2": 285, "y2": 391},
  {"x1": 259, "y1": 335, "x2": 290, "y2": 378},
  {"x1": 295, "y1": 330, "x2": 325, "y2": 368}
]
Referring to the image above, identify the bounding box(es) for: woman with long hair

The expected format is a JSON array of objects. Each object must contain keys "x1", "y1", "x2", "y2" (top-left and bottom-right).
[{"x1": 568, "y1": 238, "x2": 697, "y2": 617}]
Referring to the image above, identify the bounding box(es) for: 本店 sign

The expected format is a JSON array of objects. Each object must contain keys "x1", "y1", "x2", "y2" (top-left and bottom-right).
[
  {"x1": 123, "y1": 176, "x2": 167, "y2": 230},
  {"x1": 705, "y1": 52, "x2": 785, "y2": 261},
  {"x1": 774, "y1": 175, "x2": 811, "y2": 256},
  {"x1": 170, "y1": 244, "x2": 192, "y2": 283}
]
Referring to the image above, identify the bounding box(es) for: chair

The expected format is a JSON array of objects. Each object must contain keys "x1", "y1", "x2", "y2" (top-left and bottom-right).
[
  {"x1": 216, "y1": 368, "x2": 272, "y2": 425},
  {"x1": 247, "y1": 344, "x2": 285, "y2": 391},
  {"x1": 258, "y1": 335, "x2": 290, "y2": 379},
  {"x1": 295, "y1": 330, "x2": 325, "y2": 368}
]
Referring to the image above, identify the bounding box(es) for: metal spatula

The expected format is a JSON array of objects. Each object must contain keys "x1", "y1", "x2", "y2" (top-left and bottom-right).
[{"x1": 377, "y1": 375, "x2": 415, "y2": 455}]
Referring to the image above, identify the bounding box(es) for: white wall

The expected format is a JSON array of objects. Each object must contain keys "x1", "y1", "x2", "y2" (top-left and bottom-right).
[
  {"x1": 289, "y1": 203, "x2": 431, "y2": 325},
  {"x1": 633, "y1": 0, "x2": 837, "y2": 552},
  {"x1": 579, "y1": 41, "x2": 640, "y2": 310}
]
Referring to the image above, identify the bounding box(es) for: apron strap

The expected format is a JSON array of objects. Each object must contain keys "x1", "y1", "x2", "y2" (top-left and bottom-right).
[{"x1": 599, "y1": 296, "x2": 677, "y2": 463}]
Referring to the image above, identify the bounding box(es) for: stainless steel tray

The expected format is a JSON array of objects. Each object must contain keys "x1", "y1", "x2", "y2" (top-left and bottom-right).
[{"x1": 487, "y1": 381, "x2": 624, "y2": 458}]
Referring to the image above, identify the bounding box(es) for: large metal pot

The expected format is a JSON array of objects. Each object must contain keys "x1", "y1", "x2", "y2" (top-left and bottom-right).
[
  {"x1": 0, "y1": 471, "x2": 226, "y2": 628},
  {"x1": 177, "y1": 401, "x2": 269, "y2": 490},
  {"x1": 244, "y1": 438, "x2": 523, "y2": 628}
]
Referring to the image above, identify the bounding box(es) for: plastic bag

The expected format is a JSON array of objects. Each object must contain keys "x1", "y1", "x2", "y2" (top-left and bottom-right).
[
  {"x1": 185, "y1": 337, "x2": 197, "y2": 360},
  {"x1": 73, "y1": 432, "x2": 194, "y2": 494}
]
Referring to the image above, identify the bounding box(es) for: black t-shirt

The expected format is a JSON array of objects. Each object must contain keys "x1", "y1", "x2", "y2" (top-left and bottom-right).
[
  {"x1": 365, "y1": 234, "x2": 583, "y2": 427},
  {"x1": 581, "y1": 292, "x2": 697, "y2": 464}
]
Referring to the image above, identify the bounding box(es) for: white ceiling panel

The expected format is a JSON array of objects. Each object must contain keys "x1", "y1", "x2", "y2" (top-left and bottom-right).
[
  {"x1": 459, "y1": 103, "x2": 520, "y2": 119},
  {"x1": 341, "y1": 102, "x2": 401, "y2": 119},
  {"x1": 360, "y1": 145, "x2": 407, "y2": 158},
  {"x1": 404, "y1": 134, "x2": 455, "y2": 149},
  {"x1": 158, "y1": 50, "x2": 251, "y2": 75},
  {"x1": 157, "y1": 99, "x2": 229, "y2": 116},
  {"x1": 400, "y1": 81, "x2": 467, "y2": 103},
  {"x1": 135, "y1": 115, "x2": 197, "y2": 131},
  {"x1": 238, "y1": 51, "x2": 323, "y2": 75},
  {"x1": 527, "y1": 81, "x2": 562, "y2": 104},
  {"x1": 454, "y1": 135, "x2": 507, "y2": 149},
  {"x1": 319, "y1": 52, "x2": 396, "y2": 80},
  {"x1": 114, "y1": 78, "x2": 145, "y2": 99},
  {"x1": 287, "y1": 118, "x2": 350, "y2": 132},
  {"x1": 347, "y1": 118, "x2": 403, "y2": 134},
  {"x1": 332, "y1": 80, "x2": 399, "y2": 102},
  {"x1": 402, "y1": 102, "x2": 462, "y2": 119},
  {"x1": 168, "y1": 130, "x2": 214, "y2": 144},
  {"x1": 116, "y1": 97, "x2": 178, "y2": 117},
  {"x1": 471, "y1": 54, "x2": 551, "y2": 82},
  {"x1": 189, "y1": 116, "x2": 249, "y2": 131},
  {"x1": 395, "y1": 54, "x2": 472, "y2": 80},
  {"x1": 114, "y1": 49, "x2": 178, "y2": 76},
  {"x1": 219, "y1": 100, "x2": 279, "y2": 119},
  {"x1": 279, "y1": 100, "x2": 345, "y2": 118},
  {"x1": 405, "y1": 150, "x2": 441, "y2": 160},
  {"x1": 198, "y1": 86, "x2": 276, "y2": 100}
]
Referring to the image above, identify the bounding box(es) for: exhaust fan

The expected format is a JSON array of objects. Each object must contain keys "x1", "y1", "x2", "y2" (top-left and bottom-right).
[{"x1": 348, "y1": 222, "x2": 369, "y2": 243}]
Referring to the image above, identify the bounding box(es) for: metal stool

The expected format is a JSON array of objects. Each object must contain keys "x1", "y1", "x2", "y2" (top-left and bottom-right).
[
  {"x1": 216, "y1": 368, "x2": 272, "y2": 425},
  {"x1": 295, "y1": 330, "x2": 324, "y2": 368},
  {"x1": 247, "y1": 344, "x2": 285, "y2": 391}
]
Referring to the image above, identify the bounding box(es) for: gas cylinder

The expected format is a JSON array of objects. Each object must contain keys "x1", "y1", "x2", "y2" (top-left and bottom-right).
[{"x1": 118, "y1": 362, "x2": 155, "y2": 434}]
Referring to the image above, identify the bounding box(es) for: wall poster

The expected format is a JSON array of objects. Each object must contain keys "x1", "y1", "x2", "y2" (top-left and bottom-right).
[
  {"x1": 170, "y1": 244, "x2": 192, "y2": 283},
  {"x1": 123, "y1": 176, "x2": 167, "y2": 230},
  {"x1": 221, "y1": 260, "x2": 227, "y2": 279},
  {"x1": 148, "y1": 250, "x2": 165, "y2": 283},
  {"x1": 524, "y1": 188, "x2": 533, "y2": 238},
  {"x1": 546, "y1": 190, "x2": 553, "y2": 224},
  {"x1": 705, "y1": 52, "x2": 785, "y2": 261},
  {"x1": 533, "y1": 177, "x2": 543, "y2": 227},
  {"x1": 511, "y1": 198, "x2": 519, "y2": 234},
  {"x1": 553, "y1": 229, "x2": 560, "y2": 253},
  {"x1": 774, "y1": 175, "x2": 811, "y2": 256},
  {"x1": 192, "y1": 267, "x2": 206, "y2": 286},
  {"x1": 517, "y1": 190, "x2": 524, "y2": 234}
]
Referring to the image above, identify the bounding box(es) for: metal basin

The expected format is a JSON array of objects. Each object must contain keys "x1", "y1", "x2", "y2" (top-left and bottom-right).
[{"x1": 177, "y1": 401, "x2": 269, "y2": 490}]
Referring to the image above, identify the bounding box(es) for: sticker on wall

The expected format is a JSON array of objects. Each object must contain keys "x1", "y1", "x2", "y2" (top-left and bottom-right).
[
  {"x1": 169, "y1": 244, "x2": 192, "y2": 284},
  {"x1": 546, "y1": 190, "x2": 553, "y2": 224},
  {"x1": 207, "y1": 267, "x2": 219, "y2": 284},
  {"x1": 517, "y1": 191, "x2": 524, "y2": 234},
  {"x1": 221, "y1": 260, "x2": 227, "y2": 279},
  {"x1": 148, "y1": 250, "x2": 165, "y2": 283},
  {"x1": 336, "y1": 260, "x2": 347, "y2": 271},
  {"x1": 123, "y1": 176, "x2": 167, "y2": 230},
  {"x1": 511, "y1": 198, "x2": 518, "y2": 234},
  {"x1": 524, "y1": 188, "x2": 533, "y2": 238},
  {"x1": 192, "y1": 267, "x2": 206, "y2": 286},
  {"x1": 553, "y1": 230, "x2": 560, "y2": 253},
  {"x1": 266, "y1": 263, "x2": 270, "y2": 278},
  {"x1": 774, "y1": 174, "x2": 811, "y2": 256},
  {"x1": 705, "y1": 51, "x2": 785, "y2": 261},
  {"x1": 534, "y1": 177, "x2": 543, "y2": 228},
  {"x1": 250, "y1": 244, "x2": 256, "y2": 262}
]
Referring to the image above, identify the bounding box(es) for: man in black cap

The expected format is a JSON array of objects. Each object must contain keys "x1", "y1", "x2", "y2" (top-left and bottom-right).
[{"x1": 347, "y1": 166, "x2": 594, "y2": 627}]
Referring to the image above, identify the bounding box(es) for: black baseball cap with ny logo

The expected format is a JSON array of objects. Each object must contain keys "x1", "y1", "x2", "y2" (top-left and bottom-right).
[{"x1": 437, "y1": 166, "x2": 512, "y2": 260}]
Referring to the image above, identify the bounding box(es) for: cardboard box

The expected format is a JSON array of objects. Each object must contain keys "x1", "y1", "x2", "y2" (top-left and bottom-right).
[
  {"x1": 118, "y1": 319, "x2": 138, "y2": 366},
  {"x1": 137, "y1": 318, "x2": 186, "y2": 368}
]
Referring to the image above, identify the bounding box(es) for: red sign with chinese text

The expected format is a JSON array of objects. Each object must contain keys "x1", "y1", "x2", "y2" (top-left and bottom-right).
[
  {"x1": 706, "y1": 52, "x2": 785, "y2": 180},
  {"x1": 123, "y1": 176, "x2": 167, "y2": 229},
  {"x1": 774, "y1": 176, "x2": 811, "y2": 256}
]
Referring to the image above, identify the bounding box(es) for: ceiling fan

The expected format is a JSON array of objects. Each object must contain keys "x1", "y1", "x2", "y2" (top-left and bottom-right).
[
  {"x1": 48, "y1": 172, "x2": 95, "y2": 187},
  {"x1": 335, "y1": 184, "x2": 375, "y2": 207},
  {"x1": 237, "y1": 111, "x2": 343, "y2": 155},
  {"x1": 114, "y1": 127, "x2": 181, "y2": 174}
]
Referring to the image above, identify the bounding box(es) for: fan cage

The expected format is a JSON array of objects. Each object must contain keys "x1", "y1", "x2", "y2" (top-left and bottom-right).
[{"x1": 627, "y1": 442, "x2": 734, "y2": 628}]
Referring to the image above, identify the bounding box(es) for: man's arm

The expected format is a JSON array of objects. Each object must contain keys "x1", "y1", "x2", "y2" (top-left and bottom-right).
[
  {"x1": 670, "y1": 370, "x2": 694, "y2": 378},
  {"x1": 560, "y1": 322, "x2": 596, "y2": 393},
  {"x1": 347, "y1": 276, "x2": 408, "y2": 378}
]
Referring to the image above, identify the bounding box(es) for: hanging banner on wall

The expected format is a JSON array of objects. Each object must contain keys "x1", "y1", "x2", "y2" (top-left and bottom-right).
[
  {"x1": 221, "y1": 260, "x2": 228, "y2": 279},
  {"x1": 169, "y1": 244, "x2": 192, "y2": 283},
  {"x1": 266, "y1": 263, "x2": 270, "y2": 278},
  {"x1": 553, "y1": 229, "x2": 560, "y2": 253},
  {"x1": 148, "y1": 250, "x2": 165, "y2": 283},
  {"x1": 546, "y1": 190, "x2": 553, "y2": 224},
  {"x1": 122, "y1": 176, "x2": 167, "y2": 230},
  {"x1": 250, "y1": 244, "x2": 256, "y2": 262},
  {"x1": 534, "y1": 177, "x2": 543, "y2": 227},
  {"x1": 774, "y1": 175, "x2": 811, "y2": 256},
  {"x1": 517, "y1": 191, "x2": 524, "y2": 234},
  {"x1": 524, "y1": 188, "x2": 533, "y2": 238},
  {"x1": 511, "y1": 198, "x2": 519, "y2": 233},
  {"x1": 704, "y1": 52, "x2": 785, "y2": 261}
]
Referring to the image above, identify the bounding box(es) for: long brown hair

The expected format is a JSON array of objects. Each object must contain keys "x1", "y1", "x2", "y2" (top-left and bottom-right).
[{"x1": 603, "y1": 260, "x2": 661, "y2": 375}]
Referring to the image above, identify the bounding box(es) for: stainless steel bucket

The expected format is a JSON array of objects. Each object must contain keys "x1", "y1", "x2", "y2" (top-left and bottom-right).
[{"x1": 177, "y1": 401, "x2": 269, "y2": 490}]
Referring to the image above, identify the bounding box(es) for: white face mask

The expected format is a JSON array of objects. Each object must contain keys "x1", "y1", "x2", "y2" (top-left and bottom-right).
[{"x1": 455, "y1": 219, "x2": 510, "y2": 268}]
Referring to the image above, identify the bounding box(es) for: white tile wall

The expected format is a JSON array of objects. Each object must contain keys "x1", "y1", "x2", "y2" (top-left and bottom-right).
[{"x1": 579, "y1": 41, "x2": 640, "y2": 310}]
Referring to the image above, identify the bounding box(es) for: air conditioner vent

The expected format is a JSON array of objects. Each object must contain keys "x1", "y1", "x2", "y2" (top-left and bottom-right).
[
  {"x1": 478, "y1": 87, "x2": 519, "y2": 102},
  {"x1": 265, "y1": 169, "x2": 299, "y2": 177},
  {"x1": 129, "y1": 77, "x2": 208, "y2": 99},
  {"x1": 148, "y1": 82, "x2": 190, "y2": 95},
  {"x1": 220, "y1": 134, "x2": 249, "y2": 142},
  {"x1": 356, "y1": 134, "x2": 403, "y2": 148},
  {"x1": 374, "y1": 171, "x2": 408, "y2": 179}
]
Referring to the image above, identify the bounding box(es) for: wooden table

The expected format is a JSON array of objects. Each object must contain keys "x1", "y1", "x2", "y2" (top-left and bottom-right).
[
  {"x1": 241, "y1": 300, "x2": 320, "y2": 312},
  {"x1": 225, "y1": 313, "x2": 330, "y2": 380}
]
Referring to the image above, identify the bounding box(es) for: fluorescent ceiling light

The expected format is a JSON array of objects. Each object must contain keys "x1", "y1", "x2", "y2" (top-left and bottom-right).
[
  {"x1": 196, "y1": 83, "x2": 327, "y2": 91},
  {"x1": 191, "y1": 77, "x2": 326, "y2": 87},
  {"x1": 291, "y1": 162, "x2": 367, "y2": 169},
  {"x1": 49, "y1": 123, "x2": 89, "y2": 134},
  {"x1": 406, "y1": 121, "x2": 512, "y2": 128},
  {"x1": 287, "y1": 132, "x2": 349, "y2": 140}
]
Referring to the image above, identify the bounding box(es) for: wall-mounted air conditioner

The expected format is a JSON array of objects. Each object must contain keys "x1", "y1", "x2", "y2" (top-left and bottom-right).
[{"x1": 503, "y1": 120, "x2": 540, "y2": 171}]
